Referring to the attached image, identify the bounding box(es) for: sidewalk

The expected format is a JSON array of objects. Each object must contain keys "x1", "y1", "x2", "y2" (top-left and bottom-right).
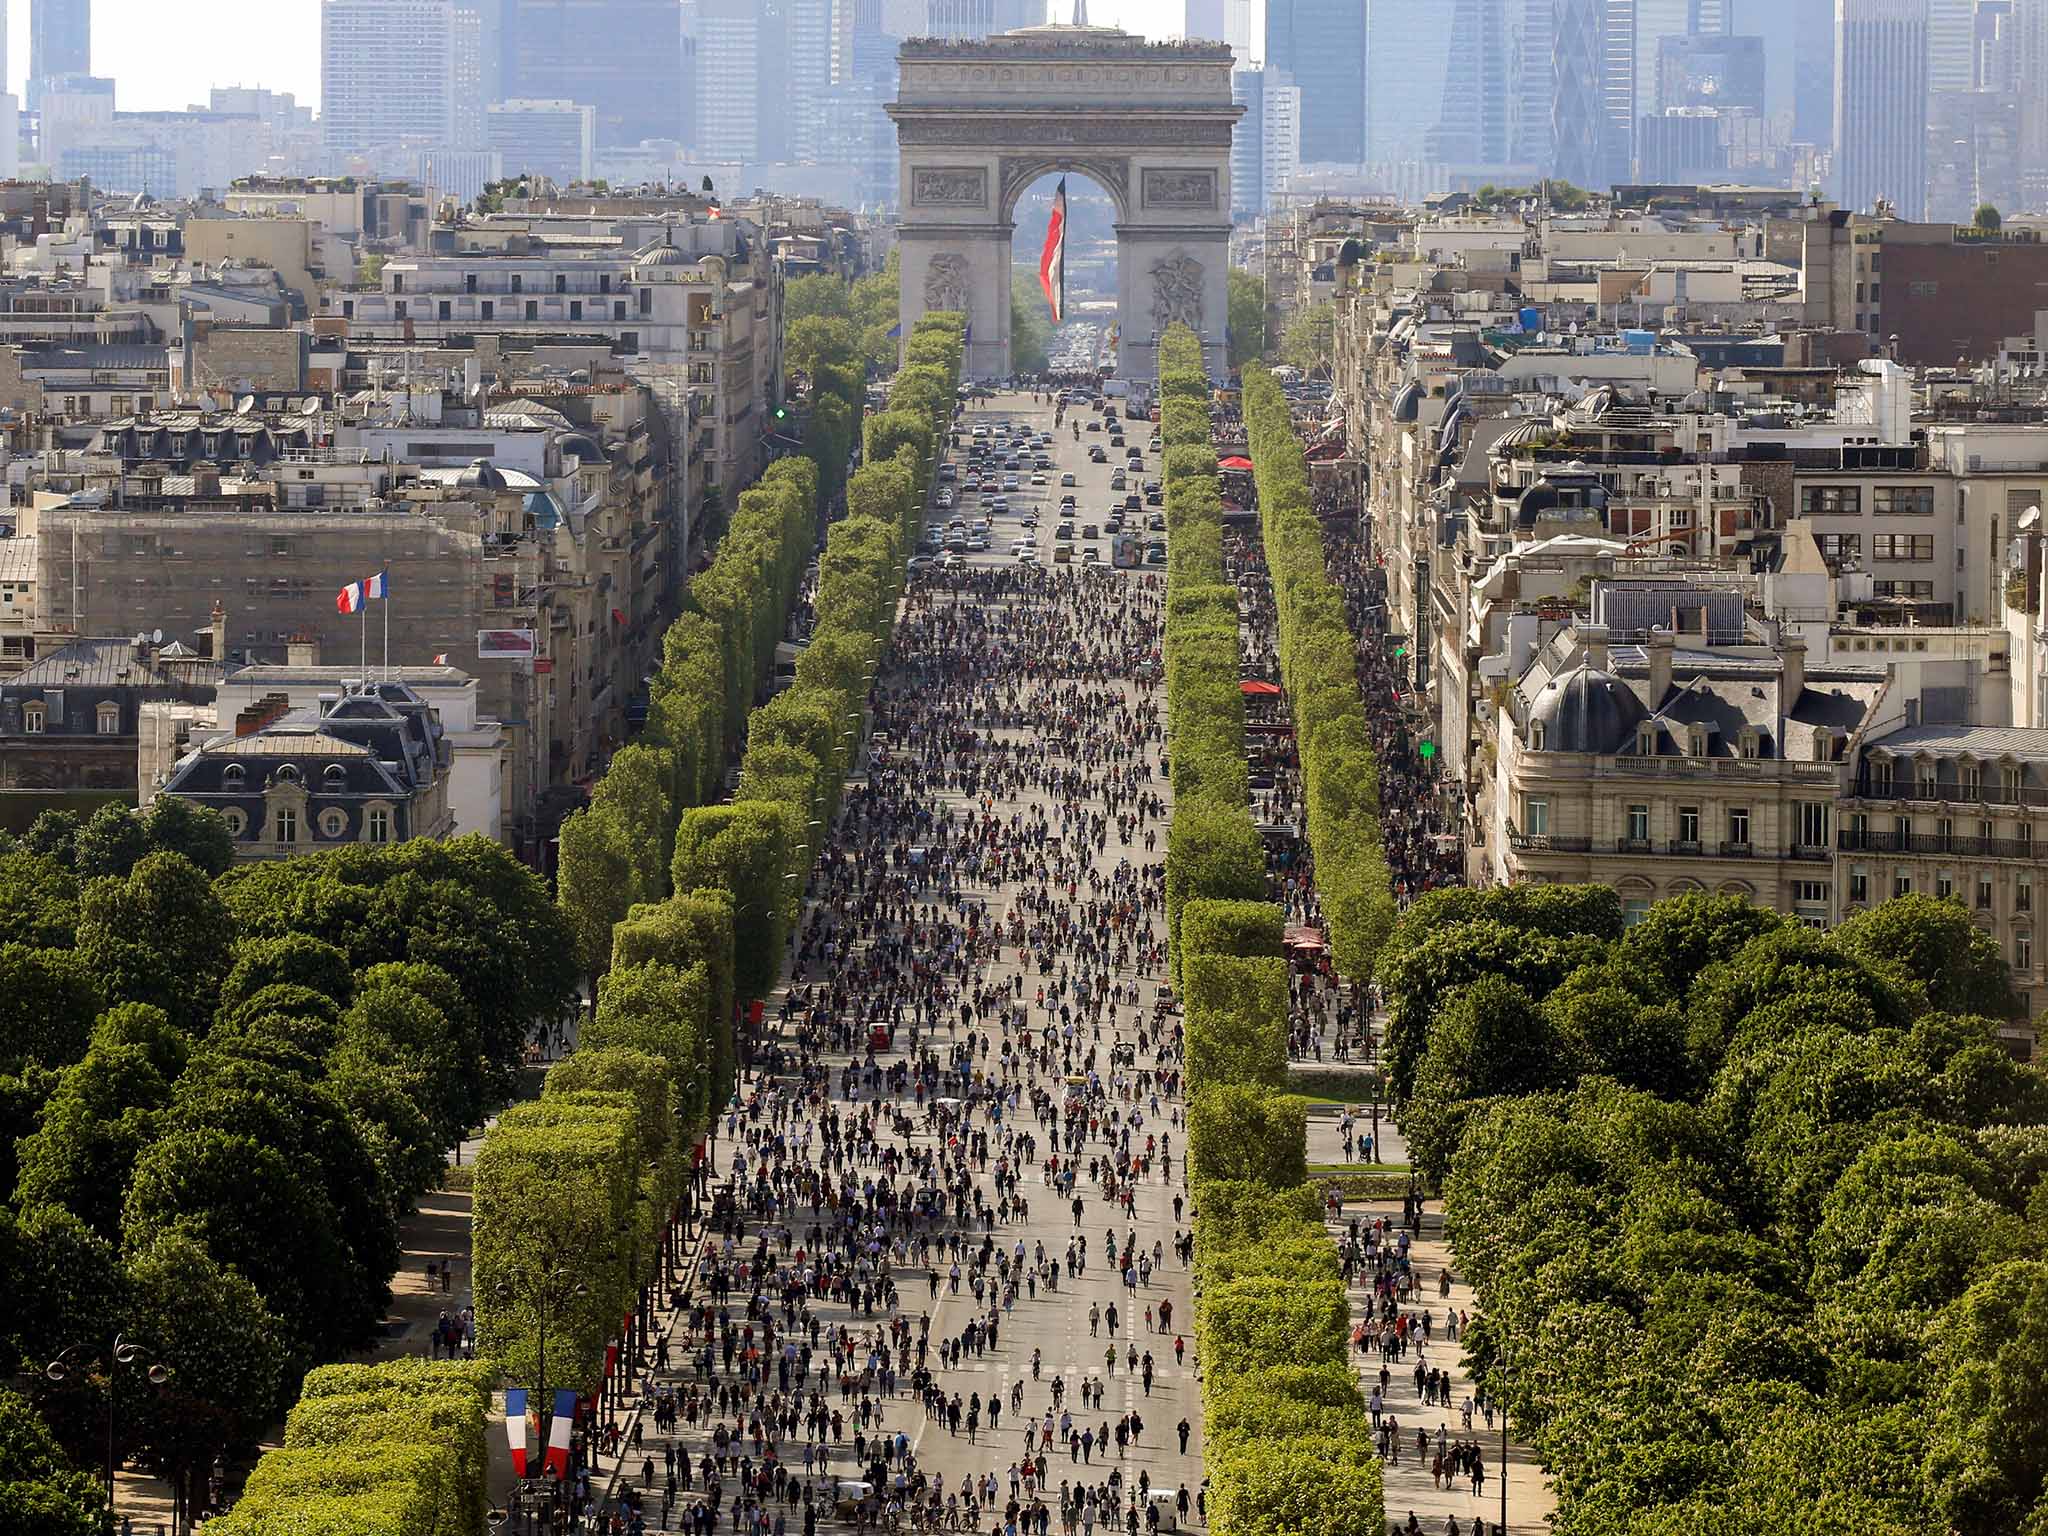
[{"x1": 1305, "y1": 1109, "x2": 1556, "y2": 1535}]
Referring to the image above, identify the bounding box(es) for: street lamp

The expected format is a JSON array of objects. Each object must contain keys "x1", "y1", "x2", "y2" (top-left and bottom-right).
[
  {"x1": 494, "y1": 1264, "x2": 590, "y2": 1482},
  {"x1": 46, "y1": 1333, "x2": 170, "y2": 1521}
]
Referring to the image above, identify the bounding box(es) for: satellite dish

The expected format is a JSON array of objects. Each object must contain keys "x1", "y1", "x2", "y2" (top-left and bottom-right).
[
  {"x1": 301, "y1": 396, "x2": 323, "y2": 414},
  {"x1": 133, "y1": 632, "x2": 147, "y2": 646},
  {"x1": 236, "y1": 395, "x2": 257, "y2": 415},
  {"x1": 151, "y1": 628, "x2": 163, "y2": 645}
]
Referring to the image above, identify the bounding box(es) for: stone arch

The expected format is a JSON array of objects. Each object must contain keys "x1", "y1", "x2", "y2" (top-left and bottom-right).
[
  {"x1": 1717, "y1": 879, "x2": 1757, "y2": 900},
  {"x1": 889, "y1": 23, "x2": 1241, "y2": 382}
]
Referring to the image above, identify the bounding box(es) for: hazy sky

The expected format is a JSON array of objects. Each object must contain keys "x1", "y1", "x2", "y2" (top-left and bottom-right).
[{"x1": 24, "y1": 0, "x2": 1188, "y2": 114}]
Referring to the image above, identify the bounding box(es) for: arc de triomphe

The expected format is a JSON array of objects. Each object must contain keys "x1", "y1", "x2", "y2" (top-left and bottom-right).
[{"x1": 887, "y1": 23, "x2": 1241, "y2": 383}]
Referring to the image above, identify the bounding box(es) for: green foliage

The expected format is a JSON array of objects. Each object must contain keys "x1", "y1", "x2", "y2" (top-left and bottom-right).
[
  {"x1": 1188, "y1": 1086, "x2": 1309, "y2": 1187},
  {"x1": 219, "y1": 934, "x2": 355, "y2": 1019},
  {"x1": 1278, "y1": 301, "x2": 1335, "y2": 375},
  {"x1": 0, "y1": 945, "x2": 99, "y2": 1073},
  {"x1": 1183, "y1": 951, "x2": 1289, "y2": 1094},
  {"x1": 1198, "y1": 1273, "x2": 1349, "y2": 1376},
  {"x1": 77, "y1": 852, "x2": 233, "y2": 1037},
  {"x1": 1226, "y1": 266, "x2": 1267, "y2": 370},
  {"x1": 0, "y1": 850, "x2": 80, "y2": 946},
  {"x1": 14, "y1": 1043, "x2": 174, "y2": 1237},
  {"x1": 1211, "y1": 1443, "x2": 1385, "y2": 1536},
  {"x1": 0, "y1": 1388, "x2": 109, "y2": 1536},
  {"x1": 1010, "y1": 270, "x2": 1052, "y2": 373},
  {"x1": 672, "y1": 802, "x2": 797, "y2": 1002},
  {"x1": 1832, "y1": 893, "x2": 2016, "y2": 1018}
]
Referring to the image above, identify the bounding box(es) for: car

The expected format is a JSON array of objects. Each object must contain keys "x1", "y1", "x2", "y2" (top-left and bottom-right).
[
  {"x1": 1082, "y1": 547, "x2": 1100, "y2": 563},
  {"x1": 971, "y1": 424, "x2": 990, "y2": 438},
  {"x1": 963, "y1": 477, "x2": 981, "y2": 494},
  {"x1": 1110, "y1": 434, "x2": 1125, "y2": 449},
  {"x1": 1110, "y1": 473, "x2": 1127, "y2": 491},
  {"x1": 1144, "y1": 480, "x2": 1162, "y2": 494},
  {"x1": 1146, "y1": 488, "x2": 1165, "y2": 506},
  {"x1": 1089, "y1": 447, "x2": 1109, "y2": 463},
  {"x1": 1004, "y1": 458, "x2": 1022, "y2": 471},
  {"x1": 942, "y1": 552, "x2": 965, "y2": 570},
  {"x1": 1144, "y1": 544, "x2": 1167, "y2": 565},
  {"x1": 1081, "y1": 523, "x2": 1100, "y2": 541},
  {"x1": 1060, "y1": 492, "x2": 1078, "y2": 505},
  {"x1": 1014, "y1": 546, "x2": 1039, "y2": 564},
  {"x1": 1035, "y1": 455, "x2": 1053, "y2": 469},
  {"x1": 1087, "y1": 420, "x2": 1103, "y2": 432},
  {"x1": 1003, "y1": 475, "x2": 1021, "y2": 490},
  {"x1": 1060, "y1": 472, "x2": 1077, "y2": 487},
  {"x1": 1055, "y1": 520, "x2": 1076, "y2": 541},
  {"x1": 1123, "y1": 494, "x2": 1142, "y2": 513},
  {"x1": 1147, "y1": 513, "x2": 1167, "y2": 531},
  {"x1": 1105, "y1": 513, "x2": 1124, "y2": 533},
  {"x1": 1009, "y1": 537, "x2": 1034, "y2": 554},
  {"x1": 907, "y1": 555, "x2": 936, "y2": 576},
  {"x1": 937, "y1": 463, "x2": 957, "y2": 482},
  {"x1": 1030, "y1": 472, "x2": 1048, "y2": 486},
  {"x1": 936, "y1": 491, "x2": 955, "y2": 510},
  {"x1": 966, "y1": 533, "x2": 988, "y2": 551},
  {"x1": 989, "y1": 497, "x2": 1010, "y2": 514},
  {"x1": 1104, "y1": 405, "x2": 1120, "y2": 420},
  {"x1": 945, "y1": 535, "x2": 968, "y2": 553},
  {"x1": 1020, "y1": 513, "x2": 1039, "y2": 529},
  {"x1": 1053, "y1": 542, "x2": 1074, "y2": 564}
]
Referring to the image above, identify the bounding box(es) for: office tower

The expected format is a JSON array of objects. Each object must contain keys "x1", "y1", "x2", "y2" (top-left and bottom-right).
[
  {"x1": 880, "y1": 0, "x2": 925, "y2": 32},
  {"x1": 1657, "y1": 31, "x2": 1765, "y2": 111},
  {"x1": 1435, "y1": 0, "x2": 1514, "y2": 164},
  {"x1": 834, "y1": 0, "x2": 894, "y2": 81},
  {"x1": 1185, "y1": 0, "x2": 1225, "y2": 37},
  {"x1": 450, "y1": 4, "x2": 486, "y2": 151},
  {"x1": 1636, "y1": 0, "x2": 1728, "y2": 110},
  {"x1": 30, "y1": 0, "x2": 89, "y2": 99},
  {"x1": 1927, "y1": 0, "x2": 1978, "y2": 90},
  {"x1": 1231, "y1": 66, "x2": 1267, "y2": 215},
  {"x1": 1267, "y1": 0, "x2": 1366, "y2": 165},
  {"x1": 922, "y1": 0, "x2": 1041, "y2": 37},
  {"x1": 499, "y1": 0, "x2": 683, "y2": 149},
  {"x1": 322, "y1": 0, "x2": 454, "y2": 160},
  {"x1": 1602, "y1": 0, "x2": 1638, "y2": 183},
  {"x1": 1509, "y1": 0, "x2": 1555, "y2": 166},
  {"x1": 1223, "y1": 0, "x2": 1255, "y2": 60},
  {"x1": 486, "y1": 99, "x2": 595, "y2": 183},
  {"x1": 697, "y1": 0, "x2": 763, "y2": 160},
  {"x1": 1365, "y1": 2, "x2": 1452, "y2": 164},
  {"x1": 1927, "y1": 81, "x2": 2018, "y2": 219},
  {"x1": 1835, "y1": 0, "x2": 1928, "y2": 218},
  {"x1": 1550, "y1": 0, "x2": 1611, "y2": 186},
  {"x1": 1792, "y1": 0, "x2": 1835, "y2": 142}
]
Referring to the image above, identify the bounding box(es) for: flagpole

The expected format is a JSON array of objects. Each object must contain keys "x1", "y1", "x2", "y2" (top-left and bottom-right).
[
  {"x1": 359, "y1": 601, "x2": 367, "y2": 685},
  {"x1": 380, "y1": 567, "x2": 390, "y2": 681}
]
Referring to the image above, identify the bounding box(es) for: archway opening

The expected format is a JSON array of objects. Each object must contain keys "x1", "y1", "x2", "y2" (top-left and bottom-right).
[{"x1": 1009, "y1": 171, "x2": 1117, "y2": 380}]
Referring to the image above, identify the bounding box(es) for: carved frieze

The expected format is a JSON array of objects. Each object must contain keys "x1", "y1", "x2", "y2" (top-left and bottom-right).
[
  {"x1": 898, "y1": 117, "x2": 1233, "y2": 148},
  {"x1": 1142, "y1": 168, "x2": 1218, "y2": 210},
  {"x1": 911, "y1": 167, "x2": 989, "y2": 208}
]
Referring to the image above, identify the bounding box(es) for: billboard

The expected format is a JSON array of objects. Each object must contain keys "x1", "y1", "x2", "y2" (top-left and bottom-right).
[{"x1": 477, "y1": 628, "x2": 538, "y2": 660}]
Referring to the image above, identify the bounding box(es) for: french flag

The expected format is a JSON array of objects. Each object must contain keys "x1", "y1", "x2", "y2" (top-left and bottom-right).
[
  {"x1": 365, "y1": 569, "x2": 389, "y2": 599},
  {"x1": 505, "y1": 1388, "x2": 530, "y2": 1477},
  {"x1": 337, "y1": 579, "x2": 365, "y2": 614},
  {"x1": 544, "y1": 1389, "x2": 576, "y2": 1476}
]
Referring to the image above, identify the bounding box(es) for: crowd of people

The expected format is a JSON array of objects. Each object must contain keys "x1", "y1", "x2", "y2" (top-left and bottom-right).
[{"x1": 579, "y1": 470, "x2": 1203, "y2": 1536}]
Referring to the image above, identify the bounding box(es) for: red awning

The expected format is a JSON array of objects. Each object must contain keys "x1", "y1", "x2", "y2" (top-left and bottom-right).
[
  {"x1": 1240, "y1": 679, "x2": 1283, "y2": 696},
  {"x1": 611, "y1": 607, "x2": 628, "y2": 625},
  {"x1": 1218, "y1": 455, "x2": 1254, "y2": 469},
  {"x1": 1284, "y1": 925, "x2": 1327, "y2": 951}
]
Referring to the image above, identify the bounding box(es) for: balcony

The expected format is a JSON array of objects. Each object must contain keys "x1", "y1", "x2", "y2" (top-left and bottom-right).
[
  {"x1": 1618, "y1": 836, "x2": 1652, "y2": 854},
  {"x1": 1720, "y1": 840, "x2": 1753, "y2": 858},
  {"x1": 1507, "y1": 826, "x2": 1592, "y2": 853},
  {"x1": 1839, "y1": 828, "x2": 2039, "y2": 860},
  {"x1": 1852, "y1": 780, "x2": 2048, "y2": 808}
]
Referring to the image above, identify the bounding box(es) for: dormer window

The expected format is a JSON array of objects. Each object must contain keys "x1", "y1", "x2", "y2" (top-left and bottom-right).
[
  {"x1": 22, "y1": 704, "x2": 44, "y2": 734},
  {"x1": 324, "y1": 763, "x2": 348, "y2": 783},
  {"x1": 1738, "y1": 727, "x2": 1760, "y2": 760},
  {"x1": 1529, "y1": 722, "x2": 1547, "y2": 751},
  {"x1": 97, "y1": 702, "x2": 120, "y2": 735},
  {"x1": 1637, "y1": 724, "x2": 1657, "y2": 755},
  {"x1": 1811, "y1": 728, "x2": 1834, "y2": 764},
  {"x1": 275, "y1": 763, "x2": 302, "y2": 785},
  {"x1": 1689, "y1": 725, "x2": 1709, "y2": 757},
  {"x1": 222, "y1": 762, "x2": 245, "y2": 785}
]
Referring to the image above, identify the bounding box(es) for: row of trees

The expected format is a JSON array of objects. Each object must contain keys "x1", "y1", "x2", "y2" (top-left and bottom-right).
[
  {"x1": 1380, "y1": 885, "x2": 2048, "y2": 1531},
  {"x1": 1157, "y1": 318, "x2": 1384, "y2": 1536},
  {"x1": 1158, "y1": 325, "x2": 1265, "y2": 978},
  {"x1": 0, "y1": 827, "x2": 578, "y2": 1534},
  {"x1": 1240, "y1": 368, "x2": 1395, "y2": 982},
  {"x1": 472, "y1": 308, "x2": 965, "y2": 1409},
  {"x1": 783, "y1": 259, "x2": 901, "y2": 378}
]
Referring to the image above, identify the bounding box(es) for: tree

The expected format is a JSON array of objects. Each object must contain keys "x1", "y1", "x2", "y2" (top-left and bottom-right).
[
  {"x1": 124, "y1": 1232, "x2": 287, "y2": 1522},
  {"x1": 671, "y1": 802, "x2": 798, "y2": 1002},
  {"x1": 784, "y1": 274, "x2": 854, "y2": 326},
  {"x1": 218, "y1": 934, "x2": 355, "y2": 1020},
  {"x1": 590, "y1": 745, "x2": 674, "y2": 905},
  {"x1": 0, "y1": 1388, "x2": 109, "y2": 1536},
  {"x1": 786, "y1": 314, "x2": 858, "y2": 383},
  {"x1": 556, "y1": 803, "x2": 639, "y2": 1000},
  {"x1": 71, "y1": 804, "x2": 150, "y2": 881},
  {"x1": 1010, "y1": 270, "x2": 1053, "y2": 374},
  {"x1": 21, "y1": 810, "x2": 82, "y2": 870},
  {"x1": 0, "y1": 851, "x2": 81, "y2": 947},
  {"x1": 1974, "y1": 203, "x2": 2003, "y2": 232},
  {"x1": 14, "y1": 1044, "x2": 174, "y2": 1238},
  {"x1": 1832, "y1": 894, "x2": 2016, "y2": 1019},
  {"x1": 1279, "y1": 301, "x2": 1336, "y2": 376},
  {"x1": 75, "y1": 853, "x2": 233, "y2": 1039},
  {"x1": 1227, "y1": 267, "x2": 1267, "y2": 371},
  {"x1": 0, "y1": 946, "x2": 100, "y2": 1073},
  {"x1": 137, "y1": 796, "x2": 235, "y2": 877}
]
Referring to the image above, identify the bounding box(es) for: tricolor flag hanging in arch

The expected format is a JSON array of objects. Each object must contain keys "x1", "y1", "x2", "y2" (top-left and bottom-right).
[{"x1": 1038, "y1": 178, "x2": 1067, "y2": 325}]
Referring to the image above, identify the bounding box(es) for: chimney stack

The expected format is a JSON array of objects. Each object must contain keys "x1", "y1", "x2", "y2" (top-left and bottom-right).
[
  {"x1": 210, "y1": 600, "x2": 228, "y2": 662},
  {"x1": 1647, "y1": 626, "x2": 1674, "y2": 702},
  {"x1": 286, "y1": 628, "x2": 321, "y2": 668},
  {"x1": 1782, "y1": 632, "x2": 1807, "y2": 702}
]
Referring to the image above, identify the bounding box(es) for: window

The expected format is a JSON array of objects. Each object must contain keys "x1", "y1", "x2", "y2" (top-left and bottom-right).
[
  {"x1": 525, "y1": 301, "x2": 538, "y2": 321},
  {"x1": 1872, "y1": 533, "x2": 1934, "y2": 561},
  {"x1": 1894, "y1": 870, "x2": 1913, "y2": 898},
  {"x1": 1798, "y1": 802, "x2": 1831, "y2": 847},
  {"x1": 1727, "y1": 806, "x2": 1750, "y2": 847},
  {"x1": 368, "y1": 808, "x2": 391, "y2": 844},
  {"x1": 438, "y1": 301, "x2": 451, "y2": 320},
  {"x1": 275, "y1": 807, "x2": 298, "y2": 844},
  {"x1": 1850, "y1": 866, "x2": 1869, "y2": 902},
  {"x1": 1793, "y1": 880, "x2": 1830, "y2": 905},
  {"x1": 1978, "y1": 873, "x2": 1995, "y2": 909},
  {"x1": 1870, "y1": 759, "x2": 1894, "y2": 794},
  {"x1": 639, "y1": 287, "x2": 653, "y2": 316},
  {"x1": 1627, "y1": 804, "x2": 1649, "y2": 842},
  {"x1": 1525, "y1": 798, "x2": 1549, "y2": 836},
  {"x1": 2018, "y1": 928, "x2": 2034, "y2": 972},
  {"x1": 2020, "y1": 875, "x2": 2034, "y2": 913},
  {"x1": 1623, "y1": 897, "x2": 1651, "y2": 927},
  {"x1": 570, "y1": 301, "x2": 582, "y2": 321},
  {"x1": 2024, "y1": 823, "x2": 2036, "y2": 855},
  {"x1": 220, "y1": 807, "x2": 246, "y2": 837},
  {"x1": 1874, "y1": 485, "x2": 1935, "y2": 515},
  {"x1": 1678, "y1": 805, "x2": 1700, "y2": 846},
  {"x1": 1872, "y1": 579, "x2": 1936, "y2": 600},
  {"x1": 1800, "y1": 485, "x2": 1861, "y2": 515},
  {"x1": 318, "y1": 808, "x2": 349, "y2": 838},
  {"x1": 1528, "y1": 722, "x2": 1546, "y2": 751},
  {"x1": 1938, "y1": 869, "x2": 1954, "y2": 899},
  {"x1": 482, "y1": 300, "x2": 494, "y2": 320},
  {"x1": 96, "y1": 702, "x2": 119, "y2": 735},
  {"x1": 510, "y1": 274, "x2": 523, "y2": 294},
  {"x1": 1818, "y1": 532, "x2": 1862, "y2": 561},
  {"x1": 22, "y1": 703, "x2": 43, "y2": 733}
]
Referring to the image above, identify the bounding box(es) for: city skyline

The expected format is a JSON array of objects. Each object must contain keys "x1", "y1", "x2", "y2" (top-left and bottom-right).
[{"x1": 21, "y1": 0, "x2": 1195, "y2": 113}]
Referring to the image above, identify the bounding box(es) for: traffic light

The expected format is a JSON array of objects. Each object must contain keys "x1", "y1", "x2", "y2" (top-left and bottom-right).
[{"x1": 1419, "y1": 739, "x2": 1436, "y2": 761}]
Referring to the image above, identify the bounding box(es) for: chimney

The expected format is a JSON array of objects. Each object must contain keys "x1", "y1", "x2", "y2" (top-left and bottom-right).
[
  {"x1": 1578, "y1": 622, "x2": 1609, "y2": 672},
  {"x1": 191, "y1": 465, "x2": 221, "y2": 497},
  {"x1": 210, "y1": 600, "x2": 228, "y2": 662},
  {"x1": 286, "y1": 628, "x2": 321, "y2": 667},
  {"x1": 1647, "y1": 626, "x2": 1674, "y2": 702},
  {"x1": 234, "y1": 691, "x2": 293, "y2": 737},
  {"x1": 1782, "y1": 632, "x2": 1807, "y2": 702}
]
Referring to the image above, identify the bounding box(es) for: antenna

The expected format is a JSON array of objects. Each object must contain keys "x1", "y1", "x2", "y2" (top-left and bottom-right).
[
  {"x1": 151, "y1": 628, "x2": 163, "y2": 645},
  {"x1": 236, "y1": 394, "x2": 256, "y2": 415}
]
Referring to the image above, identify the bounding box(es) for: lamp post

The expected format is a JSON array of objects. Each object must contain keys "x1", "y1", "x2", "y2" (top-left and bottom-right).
[
  {"x1": 46, "y1": 1333, "x2": 170, "y2": 1522},
  {"x1": 495, "y1": 1263, "x2": 590, "y2": 1483}
]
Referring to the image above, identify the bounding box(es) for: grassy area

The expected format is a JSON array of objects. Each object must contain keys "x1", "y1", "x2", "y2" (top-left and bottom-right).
[{"x1": 1308, "y1": 1162, "x2": 1411, "y2": 1177}]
